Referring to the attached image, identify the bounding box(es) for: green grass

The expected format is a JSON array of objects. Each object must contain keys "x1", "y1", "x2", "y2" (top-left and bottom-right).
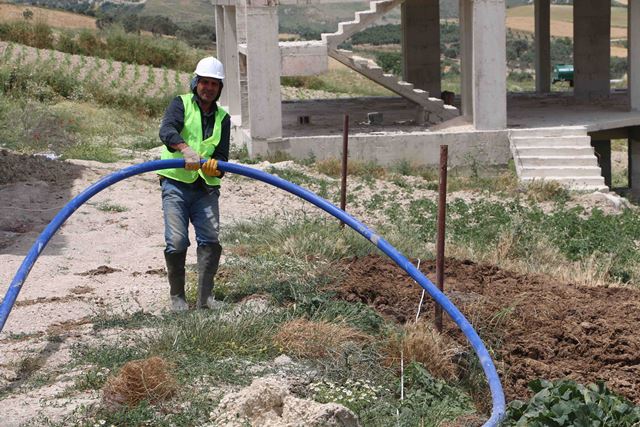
[
  {"x1": 95, "y1": 201, "x2": 128, "y2": 212},
  {"x1": 52, "y1": 199, "x2": 640, "y2": 425},
  {"x1": 0, "y1": 61, "x2": 165, "y2": 160},
  {"x1": 283, "y1": 67, "x2": 393, "y2": 97},
  {"x1": 0, "y1": 20, "x2": 204, "y2": 71}
]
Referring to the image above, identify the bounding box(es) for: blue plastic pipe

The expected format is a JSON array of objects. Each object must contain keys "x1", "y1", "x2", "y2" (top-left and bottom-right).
[{"x1": 0, "y1": 159, "x2": 505, "y2": 425}]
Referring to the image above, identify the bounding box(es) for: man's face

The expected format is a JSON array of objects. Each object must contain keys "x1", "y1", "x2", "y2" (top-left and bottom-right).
[{"x1": 196, "y1": 77, "x2": 221, "y2": 103}]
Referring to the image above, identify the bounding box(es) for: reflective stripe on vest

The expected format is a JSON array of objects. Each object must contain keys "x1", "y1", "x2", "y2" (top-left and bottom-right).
[{"x1": 158, "y1": 94, "x2": 228, "y2": 186}]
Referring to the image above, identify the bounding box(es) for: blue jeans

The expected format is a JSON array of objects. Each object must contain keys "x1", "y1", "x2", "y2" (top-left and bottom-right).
[{"x1": 161, "y1": 178, "x2": 220, "y2": 253}]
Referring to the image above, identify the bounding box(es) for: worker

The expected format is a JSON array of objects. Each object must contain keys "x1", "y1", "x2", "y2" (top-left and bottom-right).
[{"x1": 158, "y1": 56, "x2": 230, "y2": 311}]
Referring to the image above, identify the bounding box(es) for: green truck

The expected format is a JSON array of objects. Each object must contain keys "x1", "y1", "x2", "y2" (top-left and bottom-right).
[{"x1": 552, "y1": 64, "x2": 574, "y2": 86}]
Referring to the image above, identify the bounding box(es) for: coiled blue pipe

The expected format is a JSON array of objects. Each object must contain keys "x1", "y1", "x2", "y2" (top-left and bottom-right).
[{"x1": 0, "y1": 159, "x2": 505, "y2": 425}]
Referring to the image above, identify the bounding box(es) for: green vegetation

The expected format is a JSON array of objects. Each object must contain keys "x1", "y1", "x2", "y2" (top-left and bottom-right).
[
  {"x1": 0, "y1": 61, "x2": 163, "y2": 161},
  {"x1": 60, "y1": 214, "x2": 482, "y2": 426},
  {"x1": 1, "y1": 4, "x2": 638, "y2": 425},
  {"x1": 95, "y1": 201, "x2": 128, "y2": 212},
  {"x1": 58, "y1": 198, "x2": 640, "y2": 425},
  {"x1": 0, "y1": 20, "x2": 203, "y2": 71},
  {"x1": 505, "y1": 379, "x2": 640, "y2": 426}
]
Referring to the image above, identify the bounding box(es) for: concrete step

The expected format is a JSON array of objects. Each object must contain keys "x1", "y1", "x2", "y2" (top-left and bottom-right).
[
  {"x1": 520, "y1": 166, "x2": 603, "y2": 178},
  {"x1": 511, "y1": 126, "x2": 588, "y2": 138},
  {"x1": 511, "y1": 136, "x2": 592, "y2": 147},
  {"x1": 322, "y1": 0, "x2": 404, "y2": 48},
  {"x1": 518, "y1": 156, "x2": 599, "y2": 167},
  {"x1": 515, "y1": 146, "x2": 595, "y2": 156},
  {"x1": 521, "y1": 176, "x2": 608, "y2": 191},
  {"x1": 355, "y1": 10, "x2": 376, "y2": 20}
]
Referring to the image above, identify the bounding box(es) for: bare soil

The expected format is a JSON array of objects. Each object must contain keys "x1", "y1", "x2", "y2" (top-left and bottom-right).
[
  {"x1": 332, "y1": 255, "x2": 640, "y2": 404},
  {"x1": 0, "y1": 151, "x2": 638, "y2": 424}
]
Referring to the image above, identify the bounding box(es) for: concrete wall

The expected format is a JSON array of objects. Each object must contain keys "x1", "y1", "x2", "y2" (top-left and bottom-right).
[
  {"x1": 401, "y1": 0, "x2": 441, "y2": 97},
  {"x1": 574, "y1": 0, "x2": 611, "y2": 100},
  {"x1": 244, "y1": 130, "x2": 511, "y2": 168}
]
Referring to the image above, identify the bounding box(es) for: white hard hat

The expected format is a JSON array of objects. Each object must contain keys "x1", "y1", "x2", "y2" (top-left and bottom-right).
[{"x1": 194, "y1": 56, "x2": 225, "y2": 80}]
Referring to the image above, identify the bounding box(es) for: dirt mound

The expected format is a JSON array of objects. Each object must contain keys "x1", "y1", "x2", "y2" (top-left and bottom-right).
[
  {"x1": 0, "y1": 150, "x2": 83, "y2": 185},
  {"x1": 0, "y1": 151, "x2": 85, "y2": 252},
  {"x1": 332, "y1": 255, "x2": 640, "y2": 404}
]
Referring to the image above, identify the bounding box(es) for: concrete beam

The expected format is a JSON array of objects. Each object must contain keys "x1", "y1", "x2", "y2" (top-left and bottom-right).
[
  {"x1": 244, "y1": 4, "x2": 282, "y2": 140},
  {"x1": 631, "y1": 0, "x2": 640, "y2": 110},
  {"x1": 215, "y1": 6, "x2": 227, "y2": 107},
  {"x1": 459, "y1": 0, "x2": 473, "y2": 119},
  {"x1": 223, "y1": 6, "x2": 241, "y2": 116},
  {"x1": 574, "y1": 0, "x2": 611, "y2": 100},
  {"x1": 472, "y1": 0, "x2": 507, "y2": 130},
  {"x1": 238, "y1": 41, "x2": 328, "y2": 76},
  {"x1": 534, "y1": 0, "x2": 551, "y2": 93},
  {"x1": 211, "y1": 0, "x2": 370, "y2": 4},
  {"x1": 589, "y1": 128, "x2": 630, "y2": 141},
  {"x1": 401, "y1": 0, "x2": 441, "y2": 97}
]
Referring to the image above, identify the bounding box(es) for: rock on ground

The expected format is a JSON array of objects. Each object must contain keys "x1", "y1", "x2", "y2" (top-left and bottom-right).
[{"x1": 210, "y1": 377, "x2": 359, "y2": 427}]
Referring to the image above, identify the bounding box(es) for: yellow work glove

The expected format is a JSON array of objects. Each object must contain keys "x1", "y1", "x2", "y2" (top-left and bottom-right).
[
  {"x1": 202, "y1": 159, "x2": 222, "y2": 177},
  {"x1": 180, "y1": 145, "x2": 201, "y2": 171}
]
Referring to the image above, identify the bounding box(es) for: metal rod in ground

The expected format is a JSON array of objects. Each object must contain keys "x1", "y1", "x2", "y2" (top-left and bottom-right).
[
  {"x1": 340, "y1": 114, "x2": 349, "y2": 228},
  {"x1": 435, "y1": 145, "x2": 448, "y2": 332}
]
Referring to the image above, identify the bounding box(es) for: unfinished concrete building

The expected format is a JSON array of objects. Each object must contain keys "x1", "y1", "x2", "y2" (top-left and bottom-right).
[{"x1": 213, "y1": 0, "x2": 640, "y2": 194}]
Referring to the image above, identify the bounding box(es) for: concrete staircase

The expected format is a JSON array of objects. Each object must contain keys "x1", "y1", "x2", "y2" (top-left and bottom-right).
[
  {"x1": 321, "y1": 0, "x2": 405, "y2": 50},
  {"x1": 509, "y1": 127, "x2": 608, "y2": 191},
  {"x1": 321, "y1": 0, "x2": 458, "y2": 124}
]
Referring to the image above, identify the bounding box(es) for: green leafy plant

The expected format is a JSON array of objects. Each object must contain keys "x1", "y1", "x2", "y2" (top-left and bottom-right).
[
  {"x1": 310, "y1": 379, "x2": 386, "y2": 415},
  {"x1": 399, "y1": 362, "x2": 475, "y2": 424},
  {"x1": 504, "y1": 379, "x2": 640, "y2": 427}
]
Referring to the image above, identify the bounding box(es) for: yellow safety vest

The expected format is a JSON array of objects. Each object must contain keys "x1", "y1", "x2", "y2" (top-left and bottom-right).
[{"x1": 158, "y1": 94, "x2": 228, "y2": 186}]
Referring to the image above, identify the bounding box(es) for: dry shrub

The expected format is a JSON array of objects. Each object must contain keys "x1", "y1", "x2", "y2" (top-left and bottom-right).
[
  {"x1": 524, "y1": 179, "x2": 569, "y2": 202},
  {"x1": 102, "y1": 356, "x2": 177, "y2": 409},
  {"x1": 274, "y1": 318, "x2": 372, "y2": 358},
  {"x1": 385, "y1": 322, "x2": 459, "y2": 382},
  {"x1": 315, "y1": 158, "x2": 386, "y2": 179}
]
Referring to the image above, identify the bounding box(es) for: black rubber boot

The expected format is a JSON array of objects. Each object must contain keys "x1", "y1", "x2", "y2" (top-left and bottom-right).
[
  {"x1": 196, "y1": 243, "x2": 222, "y2": 309},
  {"x1": 164, "y1": 250, "x2": 188, "y2": 311}
]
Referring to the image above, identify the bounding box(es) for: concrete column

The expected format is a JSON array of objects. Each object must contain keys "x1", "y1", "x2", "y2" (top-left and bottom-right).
[
  {"x1": 472, "y1": 0, "x2": 507, "y2": 130},
  {"x1": 244, "y1": 1, "x2": 282, "y2": 140},
  {"x1": 574, "y1": 0, "x2": 611, "y2": 100},
  {"x1": 629, "y1": 128, "x2": 640, "y2": 198},
  {"x1": 239, "y1": 54, "x2": 249, "y2": 128},
  {"x1": 534, "y1": 0, "x2": 551, "y2": 93},
  {"x1": 591, "y1": 140, "x2": 612, "y2": 187},
  {"x1": 401, "y1": 0, "x2": 441, "y2": 97},
  {"x1": 214, "y1": 6, "x2": 228, "y2": 107},
  {"x1": 459, "y1": 0, "x2": 473, "y2": 119},
  {"x1": 630, "y1": 0, "x2": 640, "y2": 110},
  {"x1": 223, "y1": 6, "x2": 241, "y2": 117}
]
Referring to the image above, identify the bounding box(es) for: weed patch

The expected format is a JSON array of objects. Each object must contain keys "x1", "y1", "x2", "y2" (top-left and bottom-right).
[
  {"x1": 274, "y1": 318, "x2": 372, "y2": 359},
  {"x1": 102, "y1": 356, "x2": 177, "y2": 409}
]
